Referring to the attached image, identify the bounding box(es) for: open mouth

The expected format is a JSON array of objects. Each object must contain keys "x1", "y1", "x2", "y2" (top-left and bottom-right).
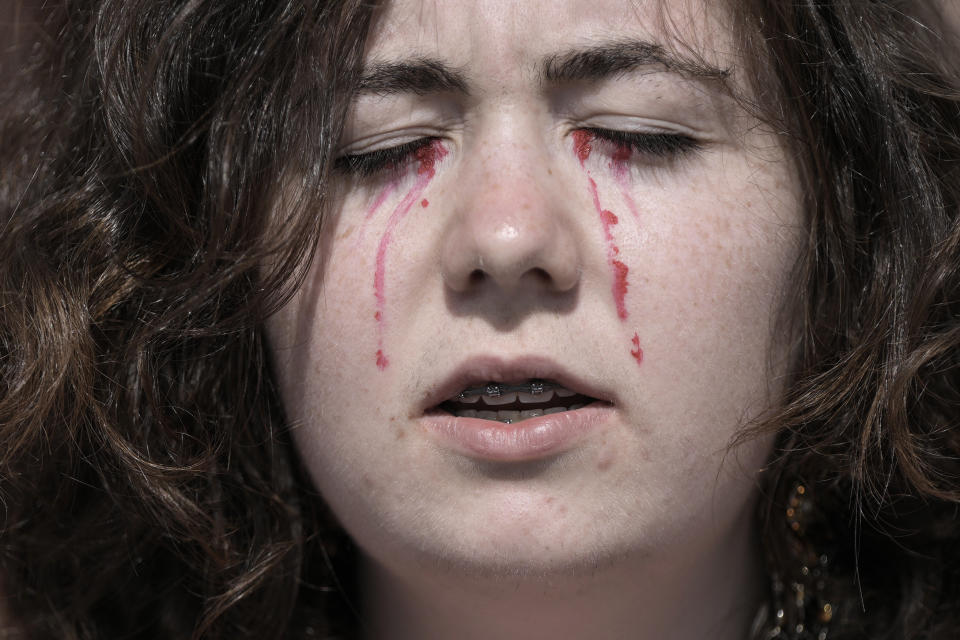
[{"x1": 437, "y1": 379, "x2": 600, "y2": 424}]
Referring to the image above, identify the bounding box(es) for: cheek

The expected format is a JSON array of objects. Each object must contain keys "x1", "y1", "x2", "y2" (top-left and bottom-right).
[
  {"x1": 644, "y1": 176, "x2": 801, "y2": 425},
  {"x1": 263, "y1": 214, "x2": 380, "y2": 433}
]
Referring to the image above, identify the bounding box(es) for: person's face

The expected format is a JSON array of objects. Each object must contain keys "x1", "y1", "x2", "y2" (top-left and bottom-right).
[{"x1": 267, "y1": 0, "x2": 801, "y2": 580}]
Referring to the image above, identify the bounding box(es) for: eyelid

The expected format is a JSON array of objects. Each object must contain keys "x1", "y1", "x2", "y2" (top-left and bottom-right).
[
  {"x1": 574, "y1": 115, "x2": 704, "y2": 137},
  {"x1": 334, "y1": 136, "x2": 441, "y2": 177},
  {"x1": 336, "y1": 128, "x2": 443, "y2": 156},
  {"x1": 584, "y1": 126, "x2": 698, "y2": 143},
  {"x1": 571, "y1": 126, "x2": 705, "y2": 166}
]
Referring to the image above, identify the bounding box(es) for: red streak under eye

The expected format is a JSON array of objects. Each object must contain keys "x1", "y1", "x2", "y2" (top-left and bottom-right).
[
  {"x1": 612, "y1": 260, "x2": 629, "y2": 320},
  {"x1": 374, "y1": 140, "x2": 448, "y2": 370},
  {"x1": 585, "y1": 176, "x2": 630, "y2": 320}
]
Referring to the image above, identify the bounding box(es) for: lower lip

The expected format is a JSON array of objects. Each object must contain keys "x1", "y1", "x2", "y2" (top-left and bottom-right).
[{"x1": 420, "y1": 404, "x2": 613, "y2": 462}]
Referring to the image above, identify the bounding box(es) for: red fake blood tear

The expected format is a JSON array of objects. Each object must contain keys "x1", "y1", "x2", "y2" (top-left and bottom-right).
[
  {"x1": 415, "y1": 142, "x2": 448, "y2": 177},
  {"x1": 373, "y1": 140, "x2": 447, "y2": 370},
  {"x1": 573, "y1": 130, "x2": 594, "y2": 165},
  {"x1": 584, "y1": 176, "x2": 630, "y2": 320},
  {"x1": 612, "y1": 260, "x2": 629, "y2": 319},
  {"x1": 630, "y1": 333, "x2": 643, "y2": 366},
  {"x1": 600, "y1": 210, "x2": 619, "y2": 256},
  {"x1": 611, "y1": 143, "x2": 631, "y2": 165}
]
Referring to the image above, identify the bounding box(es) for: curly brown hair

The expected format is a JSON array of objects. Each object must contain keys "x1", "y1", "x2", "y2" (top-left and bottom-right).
[{"x1": 1, "y1": 1, "x2": 958, "y2": 638}]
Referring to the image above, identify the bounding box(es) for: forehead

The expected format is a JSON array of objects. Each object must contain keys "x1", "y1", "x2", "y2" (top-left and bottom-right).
[{"x1": 365, "y1": 0, "x2": 737, "y2": 78}]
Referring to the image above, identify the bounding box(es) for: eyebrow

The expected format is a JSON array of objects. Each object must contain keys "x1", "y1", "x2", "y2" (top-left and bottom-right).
[
  {"x1": 540, "y1": 39, "x2": 730, "y2": 85},
  {"x1": 354, "y1": 38, "x2": 731, "y2": 97},
  {"x1": 357, "y1": 58, "x2": 469, "y2": 95}
]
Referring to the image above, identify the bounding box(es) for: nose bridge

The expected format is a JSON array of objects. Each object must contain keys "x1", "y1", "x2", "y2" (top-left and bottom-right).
[
  {"x1": 441, "y1": 118, "x2": 581, "y2": 294},
  {"x1": 468, "y1": 143, "x2": 549, "y2": 244}
]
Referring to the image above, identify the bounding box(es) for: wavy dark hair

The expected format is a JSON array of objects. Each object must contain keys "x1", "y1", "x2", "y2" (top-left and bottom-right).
[{"x1": 1, "y1": 1, "x2": 958, "y2": 638}]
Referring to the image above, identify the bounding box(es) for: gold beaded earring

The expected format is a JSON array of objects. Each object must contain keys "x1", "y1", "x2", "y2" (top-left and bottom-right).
[{"x1": 763, "y1": 482, "x2": 835, "y2": 640}]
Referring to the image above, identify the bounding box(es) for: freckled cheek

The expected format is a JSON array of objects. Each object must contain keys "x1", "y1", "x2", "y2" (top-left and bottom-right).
[
  {"x1": 281, "y1": 222, "x2": 382, "y2": 365},
  {"x1": 648, "y1": 210, "x2": 793, "y2": 340}
]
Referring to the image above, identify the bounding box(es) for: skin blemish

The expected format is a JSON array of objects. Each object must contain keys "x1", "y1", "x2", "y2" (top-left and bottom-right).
[
  {"x1": 630, "y1": 332, "x2": 644, "y2": 366},
  {"x1": 421, "y1": 198, "x2": 429, "y2": 208},
  {"x1": 373, "y1": 140, "x2": 448, "y2": 370},
  {"x1": 596, "y1": 446, "x2": 615, "y2": 471}
]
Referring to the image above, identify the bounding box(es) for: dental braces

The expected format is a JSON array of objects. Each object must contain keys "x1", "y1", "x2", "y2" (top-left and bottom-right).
[{"x1": 457, "y1": 379, "x2": 555, "y2": 400}]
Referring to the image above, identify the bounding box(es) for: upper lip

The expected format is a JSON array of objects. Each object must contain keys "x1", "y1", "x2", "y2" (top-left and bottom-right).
[{"x1": 418, "y1": 354, "x2": 616, "y2": 414}]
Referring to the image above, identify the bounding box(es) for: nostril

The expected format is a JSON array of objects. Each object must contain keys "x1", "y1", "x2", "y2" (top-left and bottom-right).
[
  {"x1": 468, "y1": 270, "x2": 485, "y2": 286},
  {"x1": 529, "y1": 267, "x2": 551, "y2": 284}
]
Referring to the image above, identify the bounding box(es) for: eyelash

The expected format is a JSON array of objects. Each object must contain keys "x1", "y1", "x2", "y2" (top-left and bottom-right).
[
  {"x1": 333, "y1": 129, "x2": 701, "y2": 177},
  {"x1": 334, "y1": 137, "x2": 438, "y2": 177},
  {"x1": 582, "y1": 128, "x2": 702, "y2": 159}
]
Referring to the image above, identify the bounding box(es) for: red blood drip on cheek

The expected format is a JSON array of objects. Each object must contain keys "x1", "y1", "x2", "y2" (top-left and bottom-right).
[
  {"x1": 600, "y1": 210, "x2": 619, "y2": 253},
  {"x1": 373, "y1": 139, "x2": 447, "y2": 370},
  {"x1": 584, "y1": 171, "x2": 630, "y2": 320},
  {"x1": 630, "y1": 333, "x2": 643, "y2": 366},
  {"x1": 573, "y1": 130, "x2": 594, "y2": 165},
  {"x1": 612, "y1": 260, "x2": 629, "y2": 319}
]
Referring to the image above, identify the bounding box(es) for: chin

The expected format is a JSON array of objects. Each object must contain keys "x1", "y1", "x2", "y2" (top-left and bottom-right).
[{"x1": 337, "y1": 469, "x2": 674, "y2": 586}]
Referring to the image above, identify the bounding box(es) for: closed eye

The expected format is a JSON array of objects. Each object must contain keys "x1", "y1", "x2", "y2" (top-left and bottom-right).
[
  {"x1": 583, "y1": 127, "x2": 702, "y2": 160},
  {"x1": 334, "y1": 128, "x2": 700, "y2": 178},
  {"x1": 334, "y1": 137, "x2": 440, "y2": 177}
]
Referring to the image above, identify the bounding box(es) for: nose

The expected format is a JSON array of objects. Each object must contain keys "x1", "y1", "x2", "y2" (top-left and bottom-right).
[{"x1": 440, "y1": 151, "x2": 581, "y2": 295}]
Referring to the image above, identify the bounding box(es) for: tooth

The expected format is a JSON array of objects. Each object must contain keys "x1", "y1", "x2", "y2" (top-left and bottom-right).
[
  {"x1": 520, "y1": 409, "x2": 544, "y2": 419},
  {"x1": 458, "y1": 394, "x2": 480, "y2": 404},
  {"x1": 569, "y1": 404, "x2": 584, "y2": 410},
  {"x1": 483, "y1": 391, "x2": 518, "y2": 406},
  {"x1": 497, "y1": 410, "x2": 520, "y2": 423},
  {"x1": 477, "y1": 411, "x2": 498, "y2": 420},
  {"x1": 518, "y1": 389, "x2": 554, "y2": 404},
  {"x1": 555, "y1": 388, "x2": 576, "y2": 398},
  {"x1": 544, "y1": 407, "x2": 566, "y2": 414},
  {"x1": 457, "y1": 410, "x2": 478, "y2": 418}
]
